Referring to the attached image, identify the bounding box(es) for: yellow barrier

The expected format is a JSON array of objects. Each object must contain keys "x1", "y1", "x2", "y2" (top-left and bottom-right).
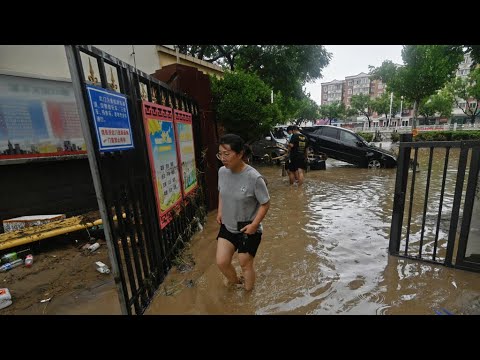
[{"x1": 0, "y1": 213, "x2": 125, "y2": 251}]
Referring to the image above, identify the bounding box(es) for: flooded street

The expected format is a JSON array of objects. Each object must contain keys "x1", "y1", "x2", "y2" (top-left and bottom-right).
[{"x1": 146, "y1": 149, "x2": 480, "y2": 315}]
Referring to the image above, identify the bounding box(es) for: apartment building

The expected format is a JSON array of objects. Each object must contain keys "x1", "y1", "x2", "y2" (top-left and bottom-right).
[
  {"x1": 452, "y1": 53, "x2": 477, "y2": 123},
  {"x1": 321, "y1": 79, "x2": 344, "y2": 105},
  {"x1": 343, "y1": 72, "x2": 371, "y2": 107}
]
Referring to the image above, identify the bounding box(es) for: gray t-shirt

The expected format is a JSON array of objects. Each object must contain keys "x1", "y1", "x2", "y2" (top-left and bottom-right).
[{"x1": 218, "y1": 165, "x2": 270, "y2": 234}]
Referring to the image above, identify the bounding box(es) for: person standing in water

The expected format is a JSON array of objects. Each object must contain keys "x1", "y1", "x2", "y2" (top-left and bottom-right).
[{"x1": 216, "y1": 134, "x2": 270, "y2": 291}]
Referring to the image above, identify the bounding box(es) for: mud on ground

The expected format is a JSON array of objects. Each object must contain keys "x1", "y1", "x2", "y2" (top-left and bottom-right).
[{"x1": 0, "y1": 228, "x2": 117, "y2": 315}]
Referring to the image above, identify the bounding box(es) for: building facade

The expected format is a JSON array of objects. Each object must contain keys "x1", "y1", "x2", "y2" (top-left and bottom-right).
[
  {"x1": 320, "y1": 52, "x2": 478, "y2": 126},
  {"x1": 321, "y1": 79, "x2": 344, "y2": 105}
]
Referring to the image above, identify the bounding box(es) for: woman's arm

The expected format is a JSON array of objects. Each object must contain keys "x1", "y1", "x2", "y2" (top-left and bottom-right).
[
  {"x1": 241, "y1": 201, "x2": 270, "y2": 235},
  {"x1": 216, "y1": 194, "x2": 223, "y2": 225}
]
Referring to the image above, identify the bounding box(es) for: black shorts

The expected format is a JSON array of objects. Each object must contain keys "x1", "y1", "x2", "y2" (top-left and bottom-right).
[
  {"x1": 287, "y1": 156, "x2": 306, "y2": 171},
  {"x1": 216, "y1": 224, "x2": 262, "y2": 257}
]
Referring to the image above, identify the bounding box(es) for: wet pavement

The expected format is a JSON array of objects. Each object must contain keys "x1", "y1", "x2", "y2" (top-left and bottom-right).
[{"x1": 145, "y1": 150, "x2": 480, "y2": 315}]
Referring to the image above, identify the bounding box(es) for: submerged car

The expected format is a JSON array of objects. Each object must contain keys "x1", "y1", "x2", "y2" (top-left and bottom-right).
[
  {"x1": 301, "y1": 125, "x2": 397, "y2": 168},
  {"x1": 250, "y1": 128, "x2": 288, "y2": 164}
]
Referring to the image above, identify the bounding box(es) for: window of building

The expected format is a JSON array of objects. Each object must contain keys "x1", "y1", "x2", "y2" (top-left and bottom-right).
[
  {"x1": 348, "y1": 89, "x2": 352, "y2": 95},
  {"x1": 348, "y1": 81, "x2": 352, "y2": 86},
  {"x1": 469, "y1": 102, "x2": 477, "y2": 109}
]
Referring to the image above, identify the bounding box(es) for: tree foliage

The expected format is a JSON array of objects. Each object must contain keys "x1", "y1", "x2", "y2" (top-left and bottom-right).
[
  {"x1": 176, "y1": 45, "x2": 331, "y2": 99},
  {"x1": 369, "y1": 45, "x2": 464, "y2": 128},
  {"x1": 291, "y1": 97, "x2": 319, "y2": 125},
  {"x1": 445, "y1": 67, "x2": 480, "y2": 124},
  {"x1": 349, "y1": 94, "x2": 374, "y2": 126},
  {"x1": 319, "y1": 102, "x2": 346, "y2": 125},
  {"x1": 210, "y1": 71, "x2": 282, "y2": 142},
  {"x1": 370, "y1": 93, "x2": 400, "y2": 126}
]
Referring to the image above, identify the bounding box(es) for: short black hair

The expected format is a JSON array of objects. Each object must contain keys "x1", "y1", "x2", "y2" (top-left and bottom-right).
[
  {"x1": 287, "y1": 125, "x2": 294, "y2": 132},
  {"x1": 292, "y1": 125, "x2": 299, "y2": 131},
  {"x1": 218, "y1": 133, "x2": 245, "y2": 154}
]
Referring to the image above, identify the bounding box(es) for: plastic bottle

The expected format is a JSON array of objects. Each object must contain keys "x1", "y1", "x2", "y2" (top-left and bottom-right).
[
  {"x1": 0, "y1": 249, "x2": 30, "y2": 265},
  {"x1": 25, "y1": 254, "x2": 33, "y2": 268},
  {"x1": 95, "y1": 261, "x2": 110, "y2": 274},
  {"x1": 88, "y1": 242, "x2": 100, "y2": 252},
  {"x1": 0, "y1": 258, "x2": 24, "y2": 272}
]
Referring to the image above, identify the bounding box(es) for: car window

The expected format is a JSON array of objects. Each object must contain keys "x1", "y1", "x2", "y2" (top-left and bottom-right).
[
  {"x1": 322, "y1": 127, "x2": 338, "y2": 139},
  {"x1": 314, "y1": 127, "x2": 323, "y2": 135},
  {"x1": 339, "y1": 130, "x2": 358, "y2": 145}
]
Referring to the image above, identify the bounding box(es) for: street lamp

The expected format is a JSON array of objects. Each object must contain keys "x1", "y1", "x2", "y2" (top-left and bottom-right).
[
  {"x1": 388, "y1": 92, "x2": 393, "y2": 127},
  {"x1": 399, "y1": 96, "x2": 404, "y2": 127}
]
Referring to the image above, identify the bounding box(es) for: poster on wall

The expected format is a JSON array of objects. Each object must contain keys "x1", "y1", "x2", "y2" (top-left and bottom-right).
[
  {"x1": 86, "y1": 85, "x2": 134, "y2": 152},
  {"x1": 0, "y1": 74, "x2": 86, "y2": 160},
  {"x1": 142, "y1": 101, "x2": 183, "y2": 229},
  {"x1": 174, "y1": 109, "x2": 198, "y2": 198}
]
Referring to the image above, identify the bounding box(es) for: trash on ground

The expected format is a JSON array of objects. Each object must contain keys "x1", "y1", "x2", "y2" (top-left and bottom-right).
[
  {"x1": 0, "y1": 258, "x2": 24, "y2": 272},
  {"x1": 0, "y1": 288, "x2": 12, "y2": 310},
  {"x1": 95, "y1": 261, "x2": 110, "y2": 274},
  {"x1": 25, "y1": 254, "x2": 33, "y2": 268},
  {"x1": 88, "y1": 242, "x2": 100, "y2": 252}
]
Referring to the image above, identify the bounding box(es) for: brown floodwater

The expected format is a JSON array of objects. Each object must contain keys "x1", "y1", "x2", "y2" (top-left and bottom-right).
[{"x1": 144, "y1": 146, "x2": 480, "y2": 315}]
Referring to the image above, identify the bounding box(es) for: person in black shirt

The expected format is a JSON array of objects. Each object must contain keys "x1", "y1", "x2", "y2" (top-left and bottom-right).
[{"x1": 287, "y1": 125, "x2": 308, "y2": 186}]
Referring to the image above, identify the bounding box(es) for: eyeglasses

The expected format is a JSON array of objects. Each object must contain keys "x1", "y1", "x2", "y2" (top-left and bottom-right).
[{"x1": 216, "y1": 152, "x2": 232, "y2": 160}]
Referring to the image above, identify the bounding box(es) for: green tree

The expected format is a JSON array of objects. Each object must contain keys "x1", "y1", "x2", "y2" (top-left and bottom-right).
[
  {"x1": 349, "y1": 94, "x2": 374, "y2": 127},
  {"x1": 319, "y1": 102, "x2": 346, "y2": 125},
  {"x1": 371, "y1": 93, "x2": 400, "y2": 126},
  {"x1": 370, "y1": 45, "x2": 464, "y2": 129},
  {"x1": 291, "y1": 96, "x2": 319, "y2": 125},
  {"x1": 369, "y1": 60, "x2": 398, "y2": 85},
  {"x1": 445, "y1": 67, "x2": 480, "y2": 124},
  {"x1": 448, "y1": 45, "x2": 480, "y2": 68},
  {"x1": 418, "y1": 89, "x2": 453, "y2": 123},
  {"x1": 210, "y1": 71, "x2": 281, "y2": 142},
  {"x1": 176, "y1": 45, "x2": 332, "y2": 99}
]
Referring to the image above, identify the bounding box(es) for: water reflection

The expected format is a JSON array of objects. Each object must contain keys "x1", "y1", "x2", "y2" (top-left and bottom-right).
[{"x1": 146, "y1": 153, "x2": 480, "y2": 315}]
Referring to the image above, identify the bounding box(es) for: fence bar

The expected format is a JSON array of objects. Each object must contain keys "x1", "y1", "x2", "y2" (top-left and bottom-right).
[{"x1": 433, "y1": 147, "x2": 450, "y2": 261}]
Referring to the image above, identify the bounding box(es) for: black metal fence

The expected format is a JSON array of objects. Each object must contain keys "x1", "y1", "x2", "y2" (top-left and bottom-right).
[
  {"x1": 390, "y1": 137, "x2": 480, "y2": 272},
  {"x1": 66, "y1": 45, "x2": 207, "y2": 314}
]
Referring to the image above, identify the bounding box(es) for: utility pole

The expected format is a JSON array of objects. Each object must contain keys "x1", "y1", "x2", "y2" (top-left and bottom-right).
[{"x1": 388, "y1": 92, "x2": 393, "y2": 127}]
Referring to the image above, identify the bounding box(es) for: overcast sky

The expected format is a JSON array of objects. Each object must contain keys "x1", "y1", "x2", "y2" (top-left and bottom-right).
[{"x1": 305, "y1": 45, "x2": 404, "y2": 105}]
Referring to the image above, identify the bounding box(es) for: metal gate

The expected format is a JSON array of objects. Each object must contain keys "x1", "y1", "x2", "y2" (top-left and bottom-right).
[
  {"x1": 65, "y1": 45, "x2": 207, "y2": 314},
  {"x1": 390, "y1": 137, "x2": 480, "y2": 272}
]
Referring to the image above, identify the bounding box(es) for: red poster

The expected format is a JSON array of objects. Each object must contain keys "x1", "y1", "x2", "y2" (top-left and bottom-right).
[
  {"x1": 173, "y1": 109, "x2": 198, "y2": 200},
  {"x1": 142, "y1": 101, "x2": 183, "y2": 229}
]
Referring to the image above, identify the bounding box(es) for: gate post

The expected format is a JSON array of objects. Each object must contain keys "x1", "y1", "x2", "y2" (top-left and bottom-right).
[
  {"x1": 65, "y1": 45, "x2": 128, "y2": 315},
  {"x1": 389, "y1": 133, "x2": 412, "y2": 254}
]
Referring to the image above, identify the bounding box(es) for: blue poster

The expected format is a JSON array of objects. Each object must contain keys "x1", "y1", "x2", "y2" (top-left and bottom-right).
[{"x1": 86, "y1": 85, "x2": 134, "y2": 152}]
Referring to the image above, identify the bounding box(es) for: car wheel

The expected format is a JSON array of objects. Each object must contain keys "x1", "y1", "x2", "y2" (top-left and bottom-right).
[
  {"x1": 262, "y1": 153, "x2": 271, "y2": 163},
  {"x1": 368, "y1": 159, "x2": 382, "y2": 169}
]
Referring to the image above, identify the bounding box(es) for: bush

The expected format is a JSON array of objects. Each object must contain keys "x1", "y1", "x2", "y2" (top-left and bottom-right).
[
  {"x1": 415, "y1": 130, "x2": 480, "y2": 141},
  {"x1": 358, "y1": 132, "x2": 373, "y2": 142},
  {"x1": 391, "y1": 132, "x2": 400, "y2": 143}
]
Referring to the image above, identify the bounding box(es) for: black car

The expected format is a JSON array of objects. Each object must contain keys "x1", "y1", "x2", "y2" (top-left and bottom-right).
[{"x1": 301, "y1": 125, "x2": 397, "y2": 168}]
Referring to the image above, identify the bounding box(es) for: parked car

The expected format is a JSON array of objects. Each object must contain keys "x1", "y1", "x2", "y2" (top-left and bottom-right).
[
  {"x1": 250, "y1": 127, "x2": 288, "y2": 164},
  {"x1": 301, "y1": 125, "x2": 397, "y2": 168}
]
